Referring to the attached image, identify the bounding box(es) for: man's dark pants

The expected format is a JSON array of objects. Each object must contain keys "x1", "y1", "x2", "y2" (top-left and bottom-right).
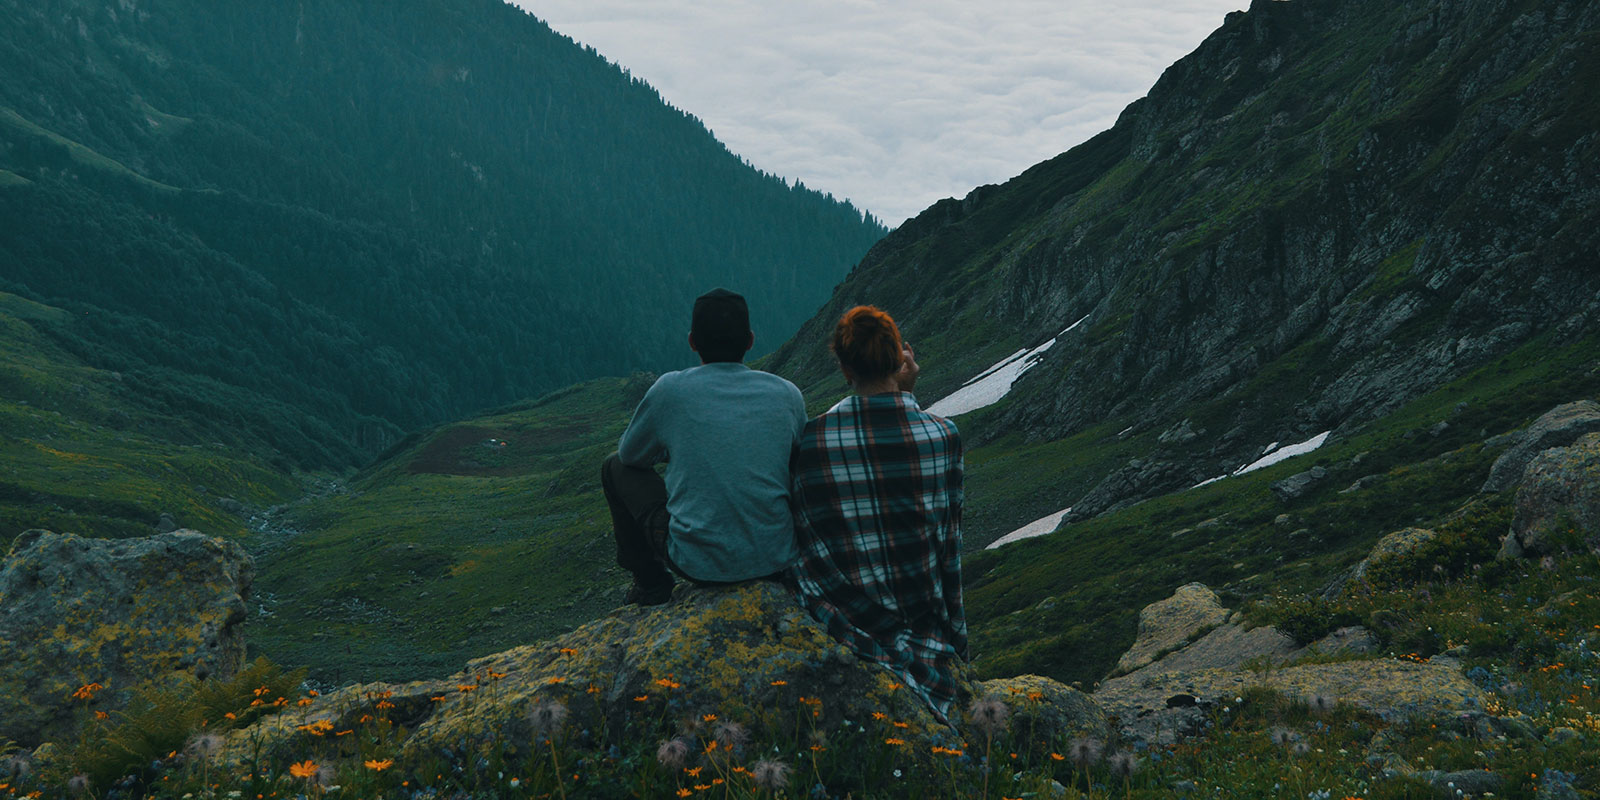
[{"x1": 601, "y1": 453, "x2": 682, "y2": 591}]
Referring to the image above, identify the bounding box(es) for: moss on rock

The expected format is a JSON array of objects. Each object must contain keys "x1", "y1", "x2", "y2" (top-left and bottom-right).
[{"x1": 0, "y1": 530, "x2": 252, "y2": 747}]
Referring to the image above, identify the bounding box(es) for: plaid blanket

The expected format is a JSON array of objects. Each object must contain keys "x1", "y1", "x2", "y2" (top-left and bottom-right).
[{"x1": 788, "y1": 392, "x2": 967, "y2": 720}]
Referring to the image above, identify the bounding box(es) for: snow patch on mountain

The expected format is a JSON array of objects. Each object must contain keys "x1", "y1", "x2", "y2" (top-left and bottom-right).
[
  {"x1": 927, "y1": 315, "x2": 1089, "y2": 418},
  {"x1": 1192, "y1": 431, "x2": 1332, "y2": 489},
  {"x1": 986, "y1": 506, "x2": 1073, "y2": 549}
]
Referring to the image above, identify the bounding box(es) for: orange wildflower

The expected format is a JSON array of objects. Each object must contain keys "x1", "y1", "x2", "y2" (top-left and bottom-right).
[
  {"x1": 288, "y1": 760, "x2": 318, "y2": 779},
  {"x1": 364, "y1": 759, "x2": 394, "y2": 771}
]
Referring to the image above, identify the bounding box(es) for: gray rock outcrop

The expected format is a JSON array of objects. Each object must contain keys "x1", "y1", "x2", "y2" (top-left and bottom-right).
[
  {"x1": 0, "y1": 530, "x2": 253, "y2": 747},
  {"x1": 1113, "y1": 583, "x2": 1231, "y2": 675},
  {"x1": 1504, "y1": 432, "x2": 1600, "y2": 557},
  {"x1": 1271, "y1": 466, "x2": 1329, "y2": 502},
  {"x1": 1482, "y1": 401, "x2": 1600, "y2": 493}
]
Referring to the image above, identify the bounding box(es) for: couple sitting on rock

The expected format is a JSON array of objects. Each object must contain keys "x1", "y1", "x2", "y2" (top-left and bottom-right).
[{"x1": 601, "y1": 288, "x2": 967, "y2": 720}]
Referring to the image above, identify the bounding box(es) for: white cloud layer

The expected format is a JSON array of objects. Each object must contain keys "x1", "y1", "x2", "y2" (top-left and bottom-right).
[{"x1": 513, "y1": 0, "x2": 1246, "y2": 226}]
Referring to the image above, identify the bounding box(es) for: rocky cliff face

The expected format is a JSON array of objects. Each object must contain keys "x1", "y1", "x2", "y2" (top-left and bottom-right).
[{"x1": 766, "y1": 0, "x2": 1600, "y2": 519}]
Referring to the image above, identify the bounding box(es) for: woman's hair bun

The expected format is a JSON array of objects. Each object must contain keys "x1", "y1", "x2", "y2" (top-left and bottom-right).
[{"x1": 832, "y1": 305, "x2": 903, "y2": 382}]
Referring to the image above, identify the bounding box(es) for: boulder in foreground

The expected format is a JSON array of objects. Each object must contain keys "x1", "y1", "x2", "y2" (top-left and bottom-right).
[
  {"x1": 0, "y1": 530, "x2": 253, "y2": 747},
  {"x1": 221, "y1": 582, "x2": 1106, "y2": 768}
]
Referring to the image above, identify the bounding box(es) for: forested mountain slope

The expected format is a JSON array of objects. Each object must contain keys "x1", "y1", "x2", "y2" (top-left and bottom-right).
[{"x1": 0, "y1": 0, "x2": 884, "y2": 467}]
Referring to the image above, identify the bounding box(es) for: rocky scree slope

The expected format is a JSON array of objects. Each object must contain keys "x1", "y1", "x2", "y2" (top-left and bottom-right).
[{"x1": 764, "y1": 0, "x2": 1600, "y2": 523}]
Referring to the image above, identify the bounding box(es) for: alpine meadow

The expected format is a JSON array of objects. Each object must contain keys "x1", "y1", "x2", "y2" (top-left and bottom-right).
[{"x1": 2, "y1": 0, "x2": 1599, "y2": 799}]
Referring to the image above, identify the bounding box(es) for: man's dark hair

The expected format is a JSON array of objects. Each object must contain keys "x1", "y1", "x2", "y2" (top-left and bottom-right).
[{"x1": 691, "y1": 288, "x2": 751, "y2": 363}]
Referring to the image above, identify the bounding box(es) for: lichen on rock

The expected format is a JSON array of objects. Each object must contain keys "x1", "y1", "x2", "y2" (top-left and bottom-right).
[
  {"x1": 0, "y1": 529, "x2": 252, "y2": 747},
  {"x1": 1505, "y1": 431, "x2": 1600, "y2": 557},
  {"x1": 1113, "y1": 583, "x2": 1231, "y2": 675},
  {"x1": 218, "y1": 581, "x2": 1106, "y2": 771}
]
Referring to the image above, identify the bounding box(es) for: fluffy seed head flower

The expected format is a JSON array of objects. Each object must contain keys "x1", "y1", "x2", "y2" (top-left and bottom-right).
[
  {"x1": 314, "y1": 765, "x2": 337, "y2": 787},
  {"x1": 1067, "y1": 737, "x2": 1104, "y2": 767},
  {"x1": 1108, "y1": 751, "x2": 1140, "y2": 778},
  {"x1": 968, "y1": 696, "x2": 1010, "y2": 736},
  {"x1": 186, "y1": 732, "x2": 224, "y2": 759},
  {"x1": 750, "y1": 758, "x2": 791, "y2": 791},
  {"x1": 1308, "y1": 694, "x2": 1336, "y2": 713},
  {"x1": 1270, "y1": 727, "x2": 1296, "y2": 747},
  {"x1": 2, "y1": 755, "x2": 32, "y2": 778},
  {"x1": 67, "y1": 774, "x2": 91, "y2": 796},
  {"x1": 656, "y1": 737, "x2": 690, "y2": 768},
  {"x1": 528, "y1": 699, "x2": 570, "y2": 737},
  {"x1": 714, "y1": 720, "x2": 749, "y2": 751},
  {"x1": 1292, "y1": 741, "x2": 1312, "y2": 756}
]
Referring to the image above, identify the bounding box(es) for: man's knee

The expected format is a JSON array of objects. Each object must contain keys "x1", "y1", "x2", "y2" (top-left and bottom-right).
[{"x1": 601, "y1": 452, "x2": 623, "y2": 492}]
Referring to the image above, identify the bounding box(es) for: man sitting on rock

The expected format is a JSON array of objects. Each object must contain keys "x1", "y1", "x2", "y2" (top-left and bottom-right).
[{"x1": 601, "y1": 288, "x2": 807, "y2": 605}]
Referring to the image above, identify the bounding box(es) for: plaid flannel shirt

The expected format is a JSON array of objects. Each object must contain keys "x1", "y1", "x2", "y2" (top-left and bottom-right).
[{"x1": 788, "y1": 392, "x2": 967, "y2": 721}]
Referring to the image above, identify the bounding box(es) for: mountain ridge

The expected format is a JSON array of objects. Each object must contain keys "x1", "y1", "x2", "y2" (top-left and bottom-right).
[{"x1": 0, "y1": 0, "x2": 885, "y2": 467}]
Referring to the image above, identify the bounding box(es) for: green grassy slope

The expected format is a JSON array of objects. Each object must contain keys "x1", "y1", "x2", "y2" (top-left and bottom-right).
[
  {"x1": 966, "y1": 334, "x2": 1600, "y2": 686},
  {"x1": 245, "y1": 375, "x2": 654, "y2": 684},
  {"x1": 0, "y1": 292, "x2": 296, "y2": 546}
]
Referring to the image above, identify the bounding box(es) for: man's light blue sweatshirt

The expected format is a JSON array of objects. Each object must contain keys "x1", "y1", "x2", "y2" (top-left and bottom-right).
[{"x1": 617, "y1": 362, "x2": 806, "y2": 581}]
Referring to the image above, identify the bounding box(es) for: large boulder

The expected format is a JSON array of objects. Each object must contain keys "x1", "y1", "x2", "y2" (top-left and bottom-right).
[
  {"x1": 1096, "y1": 659, "x2": 1487, "y2": 746},
  {"x1": 218, "y1": 582, "x2": 1106, "y2": 769},
  {"x1": 975, "y1": 674, "x2": 1112, "y2": 760},
  {"x1": 1481, "y1": 401, "x2": 1600, "y2": 493},
  {"x1": 1505, "y1": 432, "x2": 1600, "y2": 557},
  {"x1": 1271, "y1": 466, "x2": 1328, "y2": 503},
  {"x1": 1116, "y1": 619, "x2": 1298, "y2": 680},
  {"x1": 0, "y1": 530, "x2": 253, "y2": 747},
  {"x1": 1113, "y1": 583, "x2": 1230, "y2": 675},
  {"x1": 1323, "y1": 527, "x2": 1438, "y2": 599}
]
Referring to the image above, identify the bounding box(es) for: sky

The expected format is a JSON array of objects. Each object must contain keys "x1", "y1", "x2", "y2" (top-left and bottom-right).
[{"x1": 515, "y1": 1, "x2": 1247, "y2": 226}]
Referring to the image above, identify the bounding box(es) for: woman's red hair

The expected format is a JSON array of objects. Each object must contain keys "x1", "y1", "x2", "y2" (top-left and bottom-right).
[{"x1": 831, "y1": 305, "x2": 903, "y2": 381}]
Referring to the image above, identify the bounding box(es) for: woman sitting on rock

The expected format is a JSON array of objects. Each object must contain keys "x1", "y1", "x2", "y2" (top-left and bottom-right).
[{"x1": 788, "y1": 305, "x2": 967, "y2": 722}]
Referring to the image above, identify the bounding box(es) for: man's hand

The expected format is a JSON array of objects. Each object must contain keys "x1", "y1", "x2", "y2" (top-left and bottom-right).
[{"x1": 894, "y1": 341, "x2": 920, "y2": 393}]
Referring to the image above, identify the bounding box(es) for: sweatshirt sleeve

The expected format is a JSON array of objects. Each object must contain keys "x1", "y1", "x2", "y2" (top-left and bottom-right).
[{"x1": 617, "y1": 376, "x2": 670, "y2": 466}]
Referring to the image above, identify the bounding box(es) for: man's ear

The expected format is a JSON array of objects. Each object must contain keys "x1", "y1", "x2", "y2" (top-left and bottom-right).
[{"x1": 688, "y1": 332, "x2": 699, "y2": 353}]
